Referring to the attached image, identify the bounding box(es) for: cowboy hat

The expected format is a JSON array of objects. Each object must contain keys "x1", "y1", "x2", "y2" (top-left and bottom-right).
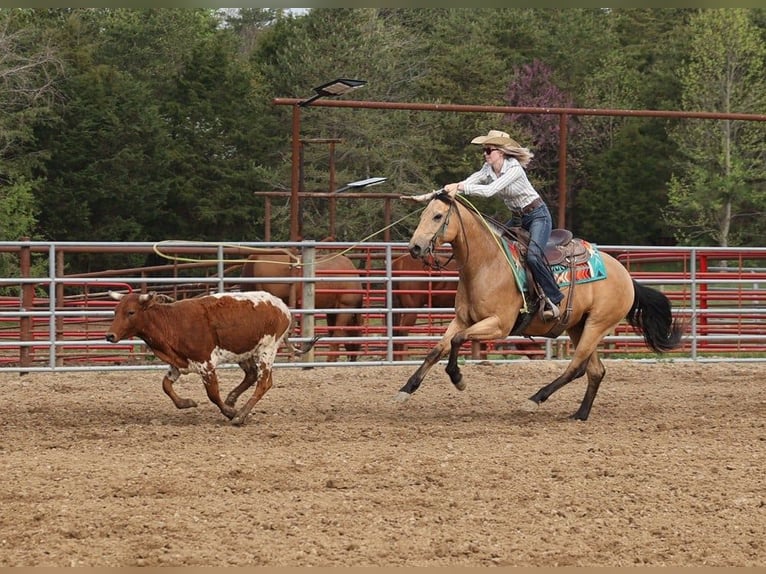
[{"x1": 470, "y1": 129, "x2": 521, "y2": 148}]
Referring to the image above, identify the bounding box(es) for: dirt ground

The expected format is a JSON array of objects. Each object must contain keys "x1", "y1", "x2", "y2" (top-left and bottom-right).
[{"x1": 0, "y1": 360, "x2": 764, "y2": 566}]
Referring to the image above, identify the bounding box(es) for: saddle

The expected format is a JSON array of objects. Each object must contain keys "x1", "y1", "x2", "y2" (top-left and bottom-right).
[
  {"x1": 509, "y1": 226, "x2": 589, "y2": 266},
  {"x1": 502, "y1": 226, "x2": 588, "y2": 338}
]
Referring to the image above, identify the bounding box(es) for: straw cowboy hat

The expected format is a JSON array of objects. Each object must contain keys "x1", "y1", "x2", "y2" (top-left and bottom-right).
[
  {"x1": 470, "y1": 129, "x2": 522, "y2": 148},
  {"x1": 471, "y1": 129, "x2": 533, "y2": 167}
]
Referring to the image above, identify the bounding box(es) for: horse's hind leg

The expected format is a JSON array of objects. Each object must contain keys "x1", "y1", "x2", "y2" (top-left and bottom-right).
[
  {"x1": 571, "y1": 351, "x2": 606, "y2": 421},
  {"x1": 393, "y1": 310, "x2": 417, "y2": 360},
  {"x1": 525, "y1": 323, "x2": 588, "y2": 410},
  {"x1": 526, "y1": 321, "x2": 609, "y2": 420},
  {"x1": 337, "y1": 311, "x2": 361, "y2": 362},
  {"x1": 526, "y1": 359, "x2": 589, "y2": 411},
  {"x1": 325, "y1": 314, "x2": 340, "y2": 362}
]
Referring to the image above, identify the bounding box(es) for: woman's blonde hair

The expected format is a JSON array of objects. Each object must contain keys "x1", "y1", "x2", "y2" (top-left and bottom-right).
[{"x1": 499, "y1": 145, "x2": 534, "y2": 168}]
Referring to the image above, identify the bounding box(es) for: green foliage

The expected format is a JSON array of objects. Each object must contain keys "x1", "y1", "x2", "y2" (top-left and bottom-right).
[
  {"x1": 0, "y1": 178, "x2": 37, "y2": 241},
  {"x1": 666, "y1": 9, "x2": 766, "y2": 246},
  {"x1": 33, "y1": 9, "x2": 271, "y2": 259},
  {"x1": 0, "y1": 9, "x2": 61, "y2": 236},
  {"x1": 575, "y1": 120, "x2": 676, "y2": 245}
]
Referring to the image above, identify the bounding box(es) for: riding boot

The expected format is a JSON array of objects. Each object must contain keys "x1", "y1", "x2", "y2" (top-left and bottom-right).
[{"x1": 541, "y1": 297, "x2": 561, "y2": 321}]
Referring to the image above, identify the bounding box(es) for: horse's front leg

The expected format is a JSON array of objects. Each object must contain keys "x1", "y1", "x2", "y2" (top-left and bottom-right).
[
  {"x1": 445, "y1": 316, "x2": 507, "y2": 391},
  {"x1": 395, "y1": 321, "x2": 463, "y2": 402}
]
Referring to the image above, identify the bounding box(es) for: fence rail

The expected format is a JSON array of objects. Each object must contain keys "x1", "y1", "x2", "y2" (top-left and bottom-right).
[{"x1": 1, "y1": 240, "x2": 764, "y2": 372}]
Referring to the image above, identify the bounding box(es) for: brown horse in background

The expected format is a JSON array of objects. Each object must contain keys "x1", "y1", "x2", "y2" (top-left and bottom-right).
[
  {"x1": 391, "y1": 253, "x2": 458, "y2": 359},
  {"x1": 240, "y1": 251, "x2": 363, "y2": 362},
  {"x1": 398, "y1": 191, "x2": 684, "y2": 420}
]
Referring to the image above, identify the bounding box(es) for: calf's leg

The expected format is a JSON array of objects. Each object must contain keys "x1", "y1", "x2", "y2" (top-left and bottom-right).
[
  {"x1": 200, "y1": 369, "x2": 237, "y2": 420},
  {"x1": 225, "y1": 360, "x2": 259, "y2": 407},
  {"x1": 231, "y1": 363, "x2": 274, "y2": 426},
  {"x1": 162, "y1": 367, "x2": 197, "y2": 409}
]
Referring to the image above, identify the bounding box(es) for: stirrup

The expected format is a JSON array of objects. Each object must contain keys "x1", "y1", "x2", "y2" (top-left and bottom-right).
[{"x1": 541, "y1": 298, "x2": 561, "y2": 321}]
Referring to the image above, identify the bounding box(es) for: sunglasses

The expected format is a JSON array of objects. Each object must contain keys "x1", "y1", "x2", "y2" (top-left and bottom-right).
[{"x1": 483, "y1": 148, "x2": 499, "y2": 155}]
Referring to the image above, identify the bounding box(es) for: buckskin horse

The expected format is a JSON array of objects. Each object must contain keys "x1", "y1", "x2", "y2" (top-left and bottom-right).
[
  {"x1": 396, "y1": 190, "x2": 684, "y2": 420},
  {"x1": 240, "y1": 251, "x2": 362, "y2": 362}
]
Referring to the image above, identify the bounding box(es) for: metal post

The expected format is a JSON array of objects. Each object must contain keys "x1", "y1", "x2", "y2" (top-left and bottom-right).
[
  {"x1": 290, "y1": 104, "x2": 302, "y2": 242},
  {"x1": 301, "y1": 245, "x2": 316, "y2": 363},
  {"x1": 55, "y1": 251, "x2": 65, "y2": 367},
  {"x1": 558, "y1": 113, "x2": 568, "y2": 229},
  {"x1": 19, "y1": 238, "x2": 32, "y2": 372},
  {"x1": 329, "y1": 141, "x2": 336, "y2": 238}
]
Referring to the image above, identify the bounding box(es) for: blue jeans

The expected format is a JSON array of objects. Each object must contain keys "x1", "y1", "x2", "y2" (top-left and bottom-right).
[{"x1": 506, "y1": 204, "x2": 564, "y2": 305}]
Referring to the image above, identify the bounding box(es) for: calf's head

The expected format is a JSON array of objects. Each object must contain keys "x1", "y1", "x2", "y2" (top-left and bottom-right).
[{"x1": 105, "y1": 291, "x2": 164, "y2": 343}]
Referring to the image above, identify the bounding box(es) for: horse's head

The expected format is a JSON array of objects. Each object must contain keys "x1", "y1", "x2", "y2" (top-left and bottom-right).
[{"x1": 407, "y1": 190, "x2": 458, "y2": 260}]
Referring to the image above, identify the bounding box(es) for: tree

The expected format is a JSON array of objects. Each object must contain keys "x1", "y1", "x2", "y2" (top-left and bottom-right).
[
  {"x1": 0, "y1": 9, "x2": 64, "y2": 287},
  {"x1": 575, "y1": 119, "x2": 676, "y2": 245},
  {"x1": 252, "y1": 8, "x2": 437, "y2": 241},
  {"x1": 34, "y1": 8, "x2": 269, "y2": 260},
  {"x1": 0, "y1": 9, "x2": 62, "y2": 241},
  {"x1": 566, "y1": 9, "x2": 689, "y2": 239},
  {"x1": 502, "y1": 58, "x2": 577, "y2": 221},
  {"x1": 665, "y1": 9, "x2": 766, "y2": 246}
]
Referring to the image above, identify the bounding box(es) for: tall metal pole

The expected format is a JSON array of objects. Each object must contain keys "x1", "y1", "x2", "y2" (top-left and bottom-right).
[
  {"x1": 557, "y1": 113, "x2": 568, "y2": 229},
  {"x1": 290, "y1": 104, "x2": 302, "y2": 242},
  {"x1": 328, "y1": 141, "x2": 336, "y2": 238}
]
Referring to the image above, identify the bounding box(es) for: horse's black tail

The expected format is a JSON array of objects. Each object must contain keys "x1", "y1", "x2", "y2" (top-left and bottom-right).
[{"x1": 625, "y1": 280, "x2": 684, "y2": 354}]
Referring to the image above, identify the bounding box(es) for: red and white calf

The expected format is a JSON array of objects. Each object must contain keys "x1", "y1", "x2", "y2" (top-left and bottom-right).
[{"x1": 105, "y1": 291, "x2": 317, "y2": 425}]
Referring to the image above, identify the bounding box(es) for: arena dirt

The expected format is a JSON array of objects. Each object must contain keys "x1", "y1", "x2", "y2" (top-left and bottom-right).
[{"x1": 0, "y1": 360, "x2": 764, "y2": 566}]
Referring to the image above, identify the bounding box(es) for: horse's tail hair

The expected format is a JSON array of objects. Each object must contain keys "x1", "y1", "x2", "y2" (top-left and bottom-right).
[{"x1": 625, "y1": 280, "x2": 684, "y2": 354}]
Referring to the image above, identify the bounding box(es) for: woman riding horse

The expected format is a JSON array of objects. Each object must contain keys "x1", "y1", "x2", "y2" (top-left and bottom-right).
[{"x1": 397, "y1": 190, "x2": 684, "y2": 420}]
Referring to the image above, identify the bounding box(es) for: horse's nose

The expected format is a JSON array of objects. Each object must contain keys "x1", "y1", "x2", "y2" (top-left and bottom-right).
[{"x1": 409, "y1": 244, "x2": 422, "y2": 258}]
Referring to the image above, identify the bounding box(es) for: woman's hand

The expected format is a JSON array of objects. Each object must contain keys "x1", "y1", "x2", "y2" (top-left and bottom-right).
[{"x1": 444, "y1": 183, "x2": 459, "y2": 197}]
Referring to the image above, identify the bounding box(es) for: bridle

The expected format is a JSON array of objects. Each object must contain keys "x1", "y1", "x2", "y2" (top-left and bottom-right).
[{"x1": 422, "y1": 192, "x2": 468, "y2": 271}]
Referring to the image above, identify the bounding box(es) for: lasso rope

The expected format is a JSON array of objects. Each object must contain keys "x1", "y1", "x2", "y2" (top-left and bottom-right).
[{"x1": 152, "y1": 209, "x2": 422, "y2": 267}]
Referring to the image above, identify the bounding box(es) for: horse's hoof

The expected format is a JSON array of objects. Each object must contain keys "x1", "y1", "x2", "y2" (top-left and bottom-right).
[
  {"x1": 454, "y1": 379, "x2": 467, "y2": 391},
  {"x1": 230, "y1": 415, "x2": 246, "y2": 426},
  {"x1": 394, "y1": 391, "x2": 411, "y2": 403},
  {"x1": 521, "y1": 399, "x2": 539, "y2": 413}
]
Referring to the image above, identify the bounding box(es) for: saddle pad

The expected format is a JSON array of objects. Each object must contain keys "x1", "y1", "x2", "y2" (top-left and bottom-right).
[
  {"x1": 550, "y1": 240, "x2": 607, "y2": 288},
  {"x1": 502, "y1": 238, "x2": 607, "y2": 296}
]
